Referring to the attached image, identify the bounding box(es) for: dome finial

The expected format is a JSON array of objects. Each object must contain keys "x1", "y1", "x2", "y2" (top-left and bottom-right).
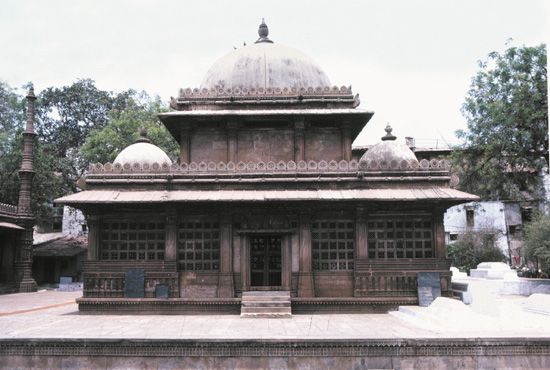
[
  {"x1": 381, "y1": 123, "x2": 396, "y2": 141},
  {"x1": 256, "y1": 18, "x2": 273, "y2": 44},
  {"x1": 135, "y1": 127, "x2": 151, "y2": 143}
]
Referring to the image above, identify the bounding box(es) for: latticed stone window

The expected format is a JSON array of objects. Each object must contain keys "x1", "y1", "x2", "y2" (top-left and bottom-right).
[
  {"x1": 177, "y1": 220, "x2": 220, "y2": 271},
  {"x1": 312, "y1": 220, "x2": 355, "y2": 271},
  {"x1": 100, "y1": 222, "x2": 165, "y2": 260},
  {"x1": 367, "y1": 217, "x2": 433, "y2": 259}
]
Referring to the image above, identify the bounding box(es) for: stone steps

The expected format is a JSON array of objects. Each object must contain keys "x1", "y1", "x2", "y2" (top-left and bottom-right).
[{"x1": 241, "y1": 291, "x2": 291, "y2": 318}]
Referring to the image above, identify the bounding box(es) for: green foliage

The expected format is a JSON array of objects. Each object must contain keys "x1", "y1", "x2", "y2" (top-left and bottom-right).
[
  {"x1": 0, "y1": 81, "x2": 25, "y2": 157},
  {"x1": 35, "y1": 79, "x2": 143, "y2": 180},
  {"x1": 80, "y1": 94, "x2": 178, "y2": 164},
  {"x1": 523, "y1": 211, "x2": 550, "y2": 275},
  {"x1": 453, "y1": 44, "x2": 548, "y2": 201},
  {"x1": 0, "y1": 79, "x2": 175, "y2": 225},
  {"x1": 447, "y1": 231, "x2": 507, "y2": 273}
]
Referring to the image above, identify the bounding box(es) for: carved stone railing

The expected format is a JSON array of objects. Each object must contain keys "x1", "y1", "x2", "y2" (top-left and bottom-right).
[
  {"x1": 178, "y1": 85, "x2": 354, "y2": 99},
  {"x1": 82, "y1": 261, "x2": 179, "y2": 298},
  {"x1": 88, "y1": 159, "x2": 450, "y2": 175},
  {"x1": 0, "y1": 202, "x2": 17, "y2": 215},
  {"x1": 353, "y1": 259, "x2": 452, "y2": 298}
]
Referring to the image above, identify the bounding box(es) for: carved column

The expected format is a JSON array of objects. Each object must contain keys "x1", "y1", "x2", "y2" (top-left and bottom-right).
[
  {"x1": 86, "y1": 214, "x2": 101, "y2": 261},
  {"x1": 218, "y1": 213, "x2": 234, "y2": 297},
  {"x1": 433, "y1": 208, "x2": 446, "y2": 258},
  {"x1": 179, "y1": 124, "x2": 192, "y2": 164},
  {"x1": 294, "y1": 119, "x2": 305, "y2": 162},
  {"x1": 297, "y1": 212, "x2": 314, "y2": 297},
  {"x1": 240, "y1": 234, "x2": 249, "y2": 291},
  {"x1": 164, "y1": 210, "x2": 177, "y2": 261},
  {"x1": 341, "y1": 123, "x2": 352, "y2": 161},
  {"x1": 355, "y1": 207, "x2": 368, "y2": 258},
  {"x1": 281, "y1": 235, "x2": 291, "y2": 290},
  {"x1": 14, "y1": 86, "x2": 38, "y2": 292},
  {"x1": 226, "y1": 121, "x2": 240, "y2": 163}
]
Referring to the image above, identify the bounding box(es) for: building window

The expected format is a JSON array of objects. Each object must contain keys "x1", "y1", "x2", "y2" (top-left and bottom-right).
[
  {"x1": 367, "y1": 217, "x2": 433, "y2": 259},
  {"x1": 100, "y1": 222, "x2": 165, "y2": 260},
  {"x1": 449, "y1": 233, "x2": 458, "y2": 241},
  {"x1": 521, "y1": 207, "x2": 533, "y2": 223},
  {"x1": 312, "y1": 220, "x2": 355, "y2": 271},
  {"x1": 177, "y1": 221, "x2": 220, "y2": 271},
  {"x1": 466, "y1": 208, "x2": 474, "y2": 227}
]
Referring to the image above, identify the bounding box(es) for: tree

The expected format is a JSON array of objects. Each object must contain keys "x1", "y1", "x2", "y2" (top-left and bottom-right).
[
  {"x1": 447, "y1": 231, "x2": 507, "y2": 274},
  {"x1": 0, "y1": 81, "x2": 70, "y2": 223},
  {"x1": 0, "y1": 80, "x2": 167, "y2": 225},
  {"x1": 523, "y1": 211, "x2": 550, "y2": 275},
  {"x1": 0, "y1": 81, "x2": 25, "y2": 159},
  {"x1": 33, "y1": 80, "x2": 152, "y2": 193},
  {"x1": 80, "y1": 94, "x2": 178, "y2": 165},
  {"x1": 453, "y1": 44, "x2": 547, "y2": 200}
]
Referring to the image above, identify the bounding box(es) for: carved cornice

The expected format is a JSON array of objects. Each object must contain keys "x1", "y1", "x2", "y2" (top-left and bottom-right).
[
  {"x1": 87, "y1": 159, "x2": 450, "y2": 175},
  {"x1": 178, "y1": 85, "x2": 353, "y2": 99},
  {"x1": 171, "y1": 85, "x2": 360, "y2": 109},
  {"x1": 0, "y1": 202, "x2": 18, "y2": 215}
]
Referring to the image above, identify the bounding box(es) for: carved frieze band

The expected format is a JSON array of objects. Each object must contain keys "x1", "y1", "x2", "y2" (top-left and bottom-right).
[
  {"x1": 178, "y1": 85, "x2": 354, "y2": 99},
  {"x1": 1, "y1": 339, "x2": 549, "y2": 357},
  {"x1": 88, "y1": 159, "x2": 450, "y2": 175},
  {"x1": 0, "y1": 202, "x2": 18, "y2": 215}
]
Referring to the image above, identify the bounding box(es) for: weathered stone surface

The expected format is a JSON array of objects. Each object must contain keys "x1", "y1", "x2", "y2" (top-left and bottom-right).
[
  {"x1": 417, "y1": 272, "x2": 441, "y2": 307},
  {"x1": 124, "y1": 269, "x2": 145, "y2": 298},
  {"x1": 155, "y1": 284, "x2": 169, "y2": 299}
]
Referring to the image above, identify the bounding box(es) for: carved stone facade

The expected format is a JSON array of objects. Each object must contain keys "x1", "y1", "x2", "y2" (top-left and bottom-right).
[
  {"x1": 57, "y1": 22, "x2": 477, "y2": 313},
  {"x1": 1, "y1": 338, "x2": 550, "y2": 369}
]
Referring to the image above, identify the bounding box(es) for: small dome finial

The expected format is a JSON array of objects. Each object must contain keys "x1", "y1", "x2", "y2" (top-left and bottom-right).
[
  {"x1": 256, "y1": 18, "x2": 273, "y2": 44},
  {"x1": 26, "y1": 84, "x2": 36, "y2": 100},
  {"x1": 135, "y1": 127, "x2": 151, "y2": 143},
  {"x1": 381, "y1": 123, "x2": 396, "y2": 141}
]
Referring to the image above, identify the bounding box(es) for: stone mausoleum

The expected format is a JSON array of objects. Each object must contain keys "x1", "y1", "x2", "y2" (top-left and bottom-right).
[{"x1": 57, "y1": 21, "x2": 478, "y2": 314}]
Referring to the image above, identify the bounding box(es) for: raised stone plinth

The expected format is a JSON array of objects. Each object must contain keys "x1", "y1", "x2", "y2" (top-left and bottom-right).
[{"x1": 469, "y1": 262, "x2": 518, "y2": 280}]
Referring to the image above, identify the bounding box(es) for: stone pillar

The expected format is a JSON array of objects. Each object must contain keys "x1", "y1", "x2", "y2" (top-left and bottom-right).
[
  {"x1": 355, "y1": 207, "x2": 368, "y2": 258},
  {"x1": 179, "y1": 125, "x2": 192, "y2": 164},
  {"x1": 240, "y1": 235, "x2": 249, "y2": 291},
  {"x1": 281, "y1": 235, "x2": 291, "y2": 290},
  {"x1": 14, "y1": 86, "x2": 38, "y2": 292},
  {"x1": 341, "y1": 123, "x2": 352, "y2": 161},
  {"x1": 14, "y1": 224, "x2": 36, "y2": 292},
  {"x1": 226, "y1": 121, "x2": 240, "y2": 163},
  {"x1": 294, "y1": 119, "x2": 306, "y2": 162},
  {"x1": 86, "y1": 214, "x2": 101, "y2": 260},
  {"x1": 433, "y1": 208, "x2": 446, "y2": 258},
  {"x1": 297, "y1": 213, "x2": 314, "y2": 297},
  {"x1": 164, "y1": 210, "x2": 177, "y2": 261},
  {"x1": 218, "y1": 213, "x2": 234, "y2": 297}
]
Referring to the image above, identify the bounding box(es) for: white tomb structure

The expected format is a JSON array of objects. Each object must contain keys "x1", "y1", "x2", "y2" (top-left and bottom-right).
[{"x1": 469, "y1": 262, "x2": 518, "y2": 280}]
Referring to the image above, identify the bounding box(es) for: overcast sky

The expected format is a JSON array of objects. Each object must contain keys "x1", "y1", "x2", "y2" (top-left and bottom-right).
[{"x1": 1, "y1": 0, "x2": 548, "y2": 146}]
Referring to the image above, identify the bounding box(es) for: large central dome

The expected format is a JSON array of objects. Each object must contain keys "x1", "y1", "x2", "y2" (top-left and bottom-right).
[{"x1": 200, "y1": 21, "x2": 331, "y2": 91}]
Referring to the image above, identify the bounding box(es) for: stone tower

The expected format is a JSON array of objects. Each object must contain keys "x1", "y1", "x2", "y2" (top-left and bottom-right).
[{"x1": 14, "y1": 85, "x2": 38, "y2": 292}]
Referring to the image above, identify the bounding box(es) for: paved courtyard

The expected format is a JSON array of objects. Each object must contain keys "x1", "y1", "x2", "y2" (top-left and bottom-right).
[{"x1": 1, "y1": 282, "x2": 550, "y2": 340}]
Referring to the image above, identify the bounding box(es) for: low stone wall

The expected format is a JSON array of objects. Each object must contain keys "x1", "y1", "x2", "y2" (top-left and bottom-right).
[{"x1": 1, "y1": 338, "x2": 549, "y2": 369}]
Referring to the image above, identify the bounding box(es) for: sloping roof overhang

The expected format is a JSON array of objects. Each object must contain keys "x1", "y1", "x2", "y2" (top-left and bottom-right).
[{"x1": 56, "y1": 188, "x2": 478, "y2": 205}]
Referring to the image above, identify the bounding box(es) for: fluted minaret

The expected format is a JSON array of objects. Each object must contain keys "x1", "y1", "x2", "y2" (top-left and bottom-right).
[
  {"x1": 17, "y1": 86, "x2": 37, "y2": 215},
  {"x1": 14, "y1": 85, "x2": 38, "y2": 292}
]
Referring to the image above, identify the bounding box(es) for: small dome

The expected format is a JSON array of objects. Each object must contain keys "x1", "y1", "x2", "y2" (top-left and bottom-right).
[
  {"x1": 114, "y1": 130, "x2": 172, "y2": 166},
  {"x1": 360, "y1": 125, "x2": 418, "y2": 164},
  {"x1": 200, "y1": 21, "x2": 331, "y2": 91}
]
